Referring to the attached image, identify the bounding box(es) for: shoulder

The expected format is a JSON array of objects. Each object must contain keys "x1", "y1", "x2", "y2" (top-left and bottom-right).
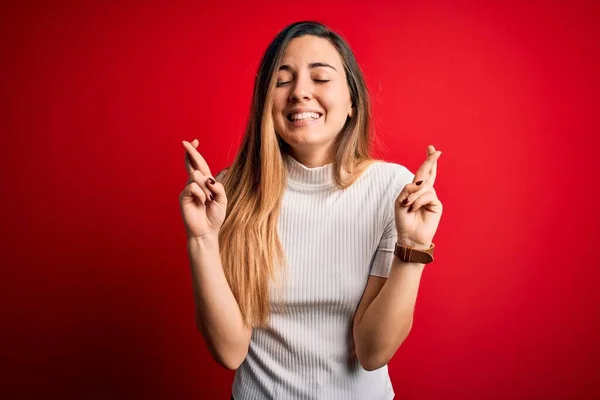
[
  {"x1": 367, "y1": 160, "x2": 415, "y2": 190},
  {"x1": 370, "y1": 160, "x2": 413, "y2": 177}
]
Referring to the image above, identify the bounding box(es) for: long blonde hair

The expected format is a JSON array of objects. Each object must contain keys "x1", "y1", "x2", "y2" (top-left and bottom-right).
[{"x1": 218, "y1": 21, "x2": 382, "y2": 327}]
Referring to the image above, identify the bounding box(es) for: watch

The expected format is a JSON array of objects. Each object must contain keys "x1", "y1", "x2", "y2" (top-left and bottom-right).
[{"x1": 394, "y1": 242, "x2": 435, "y2": 264}]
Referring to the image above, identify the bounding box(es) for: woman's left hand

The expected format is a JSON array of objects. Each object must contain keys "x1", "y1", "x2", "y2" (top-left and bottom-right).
[{"x1": 394, "y1": 145, "x2": 443, "y2": 249}]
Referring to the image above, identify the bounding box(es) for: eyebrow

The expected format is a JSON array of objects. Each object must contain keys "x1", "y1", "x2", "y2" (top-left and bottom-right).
[{"x1": 278, "y1": 62, "x2": 337, "y2": 71}]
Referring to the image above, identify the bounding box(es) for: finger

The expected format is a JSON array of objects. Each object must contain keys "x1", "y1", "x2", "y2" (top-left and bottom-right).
[
  {"x1": 205, "y1": 177, "x2": 227, "y2": 206},
  {"x1": 409, "y1": 190, "x2": 443, "y2": 214},
  {"x1": 185, "y1": 153, "x2": 195, "y2": 175},
  {"x1": 180, "y1": 182, "x2": 206, "y2": 206},
  {"x1": 428, "y1": 145, "x2": 439, "y2": 186},
  {"x1": 184, "y1": 139, "x2": 200, "y2": 175},
  {"x1": 396, "y1": 180, "x2": 428, "y2": 207},
  {"x1": 182, "y1": 140, "x2": 213, "y2": 177},
  {"x1": 413, "y1": 146, "x2": 442, "y2": 182},
  {"x1": 189, "y1": 170, "x2": 216, "y2": 204},
  {"x1": 413, "y1": 147, "x2": 441, "y2": 184}
]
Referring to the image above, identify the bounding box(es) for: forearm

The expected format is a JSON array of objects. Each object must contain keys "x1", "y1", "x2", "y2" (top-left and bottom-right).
[
  {"x1": 187, "y1": 236, "x2": 251, "y2": 370},
  {"x1": 354, "y1": 256, "x2": 425, "y2": 370}
]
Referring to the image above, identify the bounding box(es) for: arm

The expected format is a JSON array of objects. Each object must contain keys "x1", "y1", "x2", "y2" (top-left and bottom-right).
[
  {"x1": 352, "y1": 250, "x2": 426, "y2": 371},
  {"x1": 188, "y1": 235, "x2": 253, "y2": 370},
  {"x1": 354, "y1": 146, "x2": 442, "y2": 371},
  {"x1": 187, "y1": 168, "x2": 252, "y2": 370}
]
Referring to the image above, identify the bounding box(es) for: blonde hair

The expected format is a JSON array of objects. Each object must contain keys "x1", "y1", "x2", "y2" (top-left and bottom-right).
[{"x1": 218, "y1": 21, "x2": 382, "y2": 327}]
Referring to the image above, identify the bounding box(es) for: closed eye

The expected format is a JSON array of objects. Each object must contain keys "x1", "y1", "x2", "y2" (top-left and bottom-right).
[{"x1": 276, "y1": 79, "x2": 330, "y2": 87}]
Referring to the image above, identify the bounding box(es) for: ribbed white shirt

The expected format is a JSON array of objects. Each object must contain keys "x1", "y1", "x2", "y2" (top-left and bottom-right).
[{"x1": 230, "y1": 153, "x2": 415, "y2": 400}]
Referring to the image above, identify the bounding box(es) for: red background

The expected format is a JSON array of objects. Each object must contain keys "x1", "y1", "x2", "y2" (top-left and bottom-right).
[{"x1": 2, "y1": 1, "x2": 599, "y2": 398}]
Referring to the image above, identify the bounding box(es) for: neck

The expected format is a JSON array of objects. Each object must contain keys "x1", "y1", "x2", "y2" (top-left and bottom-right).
[
  {"x1": 283, "y1": 152, "x2": 334, "y2": 187},
  {"x1": 287, "y1": 148, "x2": 333, "y2": 168}
]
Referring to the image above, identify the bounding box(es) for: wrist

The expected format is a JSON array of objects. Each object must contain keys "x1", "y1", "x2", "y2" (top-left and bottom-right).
[
  {"x1": 394, "y1": 241, "x2": 435, "y2": 265},
  {"x1": 396, "y1": 237, "x2": 431, "y2": 251},
  {"x1": 188, "y1": 233, "x2": 220, "y2": 249},
  {"x1": 187, "y1": 234, "x2": 222, "y2": 271}
]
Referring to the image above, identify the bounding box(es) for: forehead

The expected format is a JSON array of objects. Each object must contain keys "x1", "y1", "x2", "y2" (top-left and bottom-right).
[{"x1": 279, "y1": 35, "x2": 344, "y2": 70}]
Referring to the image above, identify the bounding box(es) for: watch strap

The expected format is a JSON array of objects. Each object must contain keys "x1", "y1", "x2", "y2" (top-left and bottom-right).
[{"x1": 394, "y1": 242, "x2": 435, "y2": 264}]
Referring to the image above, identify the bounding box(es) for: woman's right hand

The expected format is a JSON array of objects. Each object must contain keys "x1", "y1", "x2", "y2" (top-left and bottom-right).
[{"x1": 179, "y1": 139, "x2": 228, "y2": 240}]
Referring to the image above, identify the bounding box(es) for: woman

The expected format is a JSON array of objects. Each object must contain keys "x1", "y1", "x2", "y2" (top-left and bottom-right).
[{"x1": 179, "y1": 21, "x2": 442, "y2": 400}]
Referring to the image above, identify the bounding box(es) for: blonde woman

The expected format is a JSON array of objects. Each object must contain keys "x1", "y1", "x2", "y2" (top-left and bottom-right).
[{"x1": 179, "y1": 21, "x2": 443, "y2": 400}]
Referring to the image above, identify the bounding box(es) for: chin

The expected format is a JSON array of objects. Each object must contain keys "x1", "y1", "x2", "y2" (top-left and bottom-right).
[{"x1": 286, "y1": 135, "x2": 335, "y2": 151}]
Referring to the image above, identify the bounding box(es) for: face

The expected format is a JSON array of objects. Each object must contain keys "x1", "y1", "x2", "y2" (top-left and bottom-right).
[{"x1": 271, "y1": 35, "x2": 353, "y2": 163}]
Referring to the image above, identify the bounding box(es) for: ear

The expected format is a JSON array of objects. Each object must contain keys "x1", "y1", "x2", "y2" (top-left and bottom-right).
[{"x1": 348, "y1": 103, "x2": 354, "y2": 118}]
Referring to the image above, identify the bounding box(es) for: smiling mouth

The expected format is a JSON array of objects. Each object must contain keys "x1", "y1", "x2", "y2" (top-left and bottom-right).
[{"x1": 287, "y1": 111, "x2": 323, "y2": 122}]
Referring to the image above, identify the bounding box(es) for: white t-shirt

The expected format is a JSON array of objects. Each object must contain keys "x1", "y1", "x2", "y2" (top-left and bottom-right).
[{"x1": 230, "y1": 153, "x2": 415, "y2": 400}]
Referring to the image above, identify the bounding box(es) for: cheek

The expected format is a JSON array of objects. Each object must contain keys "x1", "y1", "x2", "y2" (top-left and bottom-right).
[
  {"x1": 321, "y1": 87, "x2": 351, "y2": 116},
  {"x1": 271, "y1": 95, "x2": 287, "y2": 130},
  {"x1": 272, "y1": 91, "x2": 288, "y2": 112}
]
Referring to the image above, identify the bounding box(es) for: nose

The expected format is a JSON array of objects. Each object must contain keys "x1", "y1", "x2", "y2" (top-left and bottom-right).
[{"x1": 288, "y1": 75, "x2": 313, "y2": 102}]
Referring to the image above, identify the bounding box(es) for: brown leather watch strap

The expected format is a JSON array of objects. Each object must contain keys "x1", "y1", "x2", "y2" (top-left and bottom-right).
[{"x1": 394, "y1": 242, "x2": 435, "y2": 264}]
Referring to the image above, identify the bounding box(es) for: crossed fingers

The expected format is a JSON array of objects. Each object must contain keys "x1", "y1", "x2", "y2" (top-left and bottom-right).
[
  {"x1": 182, "y1": 139, "x2": 218, "y2": 205},
  {"x1": 398, "y1": 145, "x2": 442, "y2": 212}
]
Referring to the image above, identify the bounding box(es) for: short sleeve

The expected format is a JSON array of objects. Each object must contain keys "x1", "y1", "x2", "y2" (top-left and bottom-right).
[{"x1": 369, "y1": 166, "x2": 415, "y2": 278}]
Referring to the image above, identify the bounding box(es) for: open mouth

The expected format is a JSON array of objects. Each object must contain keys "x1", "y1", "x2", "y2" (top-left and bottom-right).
[{"x1": 287, "y1": 111, "x2": 323, "y2": 122}]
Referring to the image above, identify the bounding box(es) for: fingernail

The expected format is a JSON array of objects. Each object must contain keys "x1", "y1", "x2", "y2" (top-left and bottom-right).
[
  {"x1": 402, "y1": 198, "x2": 409, "y2": 205},
  {"x1": 416, "y1": 180, "x2": 423, "y2": 186},
  {"x1": 208, "y1": 178, "x2": 216, "y2": 185},
  {"x1": 408, "y1": 205, "x2": 413, "y2": 212}
]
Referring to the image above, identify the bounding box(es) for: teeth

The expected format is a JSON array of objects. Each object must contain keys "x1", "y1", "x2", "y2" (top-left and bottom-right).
[{"x1": 289, "y1": 112, "x2": 320, "y2": 121}]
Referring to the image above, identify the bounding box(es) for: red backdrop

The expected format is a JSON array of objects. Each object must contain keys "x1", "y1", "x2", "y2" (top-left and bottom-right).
[{"x1": 2, "y1": 1, "x2": 599, "y2": 398}]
